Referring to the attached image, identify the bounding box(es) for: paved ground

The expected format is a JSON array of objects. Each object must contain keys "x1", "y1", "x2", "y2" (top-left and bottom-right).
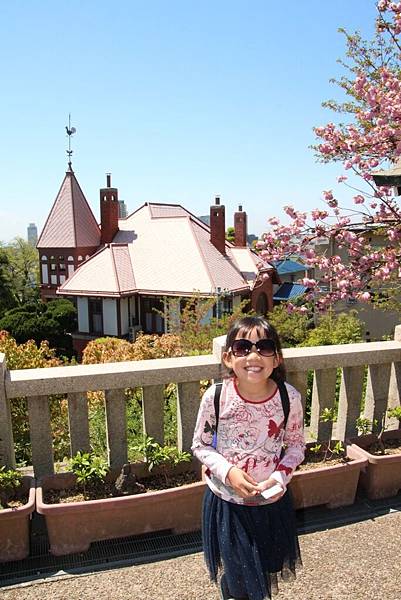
[{"x1": 1, "y1": 510, "x2": 400, "y2": 600}]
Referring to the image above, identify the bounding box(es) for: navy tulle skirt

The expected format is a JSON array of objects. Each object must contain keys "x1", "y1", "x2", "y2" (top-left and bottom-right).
[{"x1": 202, "y1": 487, "x2": 301, "y2": 600}]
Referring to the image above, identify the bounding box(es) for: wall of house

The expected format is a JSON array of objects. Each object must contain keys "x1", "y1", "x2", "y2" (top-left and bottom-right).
[
  {"x1": 103, "y1": 299, "x2": 118, "y2": 336},
  {"x1": 77, "y1": 297, "x2": 89, "y2": 332},
  {"x1": 120, "y1": 297, "x2": 129, "y2": 335}
]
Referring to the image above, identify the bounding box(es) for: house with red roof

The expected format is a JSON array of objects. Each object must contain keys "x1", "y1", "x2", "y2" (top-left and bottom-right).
[{"x1": 38, "y1": 167, "x2": 281, "y2": 355}]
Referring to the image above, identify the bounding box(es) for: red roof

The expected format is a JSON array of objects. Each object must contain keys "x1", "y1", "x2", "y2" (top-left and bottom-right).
[{"x1": 37, "y1": 169, "x2": 100, "y2": 248}]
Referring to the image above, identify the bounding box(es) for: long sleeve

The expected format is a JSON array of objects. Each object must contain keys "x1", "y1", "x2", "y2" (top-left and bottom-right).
[
  {"x1": 191, "y1": 383, "x2": 234, "y2": 484},
  {"x1": 270, "y1": 384, "x2": 305, "y2": 489}
]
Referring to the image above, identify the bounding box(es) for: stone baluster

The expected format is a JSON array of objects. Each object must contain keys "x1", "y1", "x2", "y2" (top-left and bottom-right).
[
  {"x1": 27, "y1": 395, "x2": 54, "y2": 477},
  {"x1": 363, "y1": 363, "x2": 392, "y2": 428},
  {"x1": 387, "y1": 325, "x2": 401, "y2": 430},
  {"x1": 177, "y1": 381, "x2": 200, "y2": 452},
  {"x1": 68, "y1": 392, "x2": 90, "y2": 456},
  {"x1": 286, "y1": 370, "x2": 308, "y2": 414},
  {"x1": 387, "y1": 362, "x2": 401, "y2": 430},
  {"x1": 104, "y1": 388, "x2": 127, "y2": 470},
  {"x1": 0, "y1": 353, "x2": 15, "y2": 468},
  {"x1": 142, "y1": 385, "x2": 165, "y2": 446},
  {"x1": 309, "y1": 368, "x2": 337, "y2": 442},
  {"x1": 336, "y1": 366, "x2": 365, "y2": 441}
]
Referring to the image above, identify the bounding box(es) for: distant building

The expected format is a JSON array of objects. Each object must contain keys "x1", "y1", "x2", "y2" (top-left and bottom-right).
[
  {"x1": 27, "y1": 223, "x2": 38, "y2": 246},
  {"x1": 118, "y1": 200, "x2": 128, "y2": 218},
  {"x1": 37, "y1": 168, "x2": 281, "y2": 356}
]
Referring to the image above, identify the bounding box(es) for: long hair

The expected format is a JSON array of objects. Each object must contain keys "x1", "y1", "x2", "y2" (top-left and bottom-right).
[{"x1": 224, "y1": 315, "x2": 286, "y2": 381}]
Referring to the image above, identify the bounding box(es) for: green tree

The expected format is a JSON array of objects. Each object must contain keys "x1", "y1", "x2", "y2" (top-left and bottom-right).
[
  {"x1": 303, "y1": 311, "x2": 363, "y2": 347},
  {"x1": 0, "y1": 299, "x2": 77, "y2": 357},
  {"x1": 5, "y1": 238, "x2": 39, "y2": 305},
  {"x1": 226, "y1": 227, "x2": 235, "y2": 243},
  {"x1": 267, "y1": 303, "x2": 311, "y2": 347},
  {"x1": 0, "y1": 249, "x2": 17, "y2": 316}
]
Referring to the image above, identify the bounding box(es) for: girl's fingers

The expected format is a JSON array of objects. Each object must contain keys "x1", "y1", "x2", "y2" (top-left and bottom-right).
[{"x1": 242, "y1": 472, "x2": 258, "y2": 485}]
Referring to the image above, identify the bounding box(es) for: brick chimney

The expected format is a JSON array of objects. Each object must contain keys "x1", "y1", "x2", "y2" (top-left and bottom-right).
[
  {"x1": 210, "y1": 196, "x2": 226, "y2": 255},
  {"x1": 234, "y1": 205, "x2": 247, "y2": 247},
  {"x1": 100, "y1": 173, "x2": 119, "y2": 245}
]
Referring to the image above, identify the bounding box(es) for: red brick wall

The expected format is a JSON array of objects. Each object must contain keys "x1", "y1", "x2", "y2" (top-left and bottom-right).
[
  {"x1": 234, "y1": 208, "x2": 247, "y2": 247},
  {"x1": 100, "y1": 187, "x2": 119, "y2": 244},
  {"x1": 210, "y1": 201, "x2": 226, "y2": 255}
]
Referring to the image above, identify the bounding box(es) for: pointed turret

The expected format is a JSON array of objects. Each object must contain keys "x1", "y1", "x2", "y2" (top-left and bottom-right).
[{"x1": 37, "y1": 168, "x2": 101, "y2": 300}]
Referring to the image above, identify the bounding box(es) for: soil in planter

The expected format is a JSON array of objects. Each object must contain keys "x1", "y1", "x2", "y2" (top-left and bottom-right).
[
  {"x1": 365, "y1": 438, "x2": 401, "y2": 456},
  {"x1": 0, "y1": 490, "x2": 28, "y2": 510},
  {"x1": 44, "y1": 470, "x2": 199, "y2": 504},
  {"x1": 296, "y1": 448, "x2": 351, "y2": 473}
]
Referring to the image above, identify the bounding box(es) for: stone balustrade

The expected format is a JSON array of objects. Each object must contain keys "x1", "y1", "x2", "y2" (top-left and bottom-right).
[{"x1": 1, "y1": 329, "x2": 401, "y2": 478}]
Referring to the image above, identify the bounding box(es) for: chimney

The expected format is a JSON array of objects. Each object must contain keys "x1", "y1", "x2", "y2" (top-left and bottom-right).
[
  {"x1": 100, "y1": 173, "x2": 119, "y2": 245},
  {"x1": 234, "y1": 204, "x2": 247, "y2": 247},
  {"x1": 210, "y1": 195, "x2": 226, "y2": 255}
]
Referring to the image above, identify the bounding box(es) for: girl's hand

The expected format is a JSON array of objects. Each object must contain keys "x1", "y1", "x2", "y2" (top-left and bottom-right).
[
  {"x1": 226, "y1": 467, "x2": 259, "y2": 498},
  {"x1": 256, "y1": 478, "x2": 284, "y2": 502}
]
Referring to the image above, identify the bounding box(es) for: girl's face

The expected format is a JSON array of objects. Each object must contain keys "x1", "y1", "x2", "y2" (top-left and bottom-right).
[{"x1": 223, "y1": 326, "x2": 279, "y2": 386}]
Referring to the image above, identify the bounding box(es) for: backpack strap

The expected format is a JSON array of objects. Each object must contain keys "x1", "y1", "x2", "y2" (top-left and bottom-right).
[
  {"x1": 212, "y1": 382, "x2": 222, "y2": 449},
  {"x1": 276, "y1": 380, "x2": 290, "y2": 429}
]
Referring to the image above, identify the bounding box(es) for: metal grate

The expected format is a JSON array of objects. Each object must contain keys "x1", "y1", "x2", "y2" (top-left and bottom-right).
[{"x1": 1, "y1": 492, "x2": 401, "y2": 588}]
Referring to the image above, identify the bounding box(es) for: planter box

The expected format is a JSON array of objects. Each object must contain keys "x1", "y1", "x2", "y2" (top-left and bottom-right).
[
  {"x1": 0, "y1": 475, "x2": 35, "y2": 563},
  {"x1": 348, "y1": 429, "x2": 401, "y2": 500},
  {"x1": 289, "y1": 444, "x2": 367, "y2": 509},
  {"x1": 36, "y1": 464, "x2": 206, "y2": 556}
]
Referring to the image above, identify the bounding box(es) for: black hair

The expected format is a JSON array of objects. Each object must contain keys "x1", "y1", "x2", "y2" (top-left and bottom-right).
[{"x1": 224, "y1": 315, "x2": 286, "y2": 381}]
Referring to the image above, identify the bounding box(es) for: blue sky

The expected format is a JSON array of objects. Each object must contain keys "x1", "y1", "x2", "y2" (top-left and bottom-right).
[{"x1": 0, "y1": 0, "x2": 378, "y2": 243}]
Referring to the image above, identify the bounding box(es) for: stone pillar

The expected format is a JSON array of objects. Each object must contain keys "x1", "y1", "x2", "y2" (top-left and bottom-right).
[
  {"x1": 386, "y1": 324, "x2": 401, "y2": 429},
  {"x1": 142, "y1": 385, "x2": 165, "y2": 445},
  {"x1": 177, "y1": 381, "x2": 201, "y2": 452},
  {"x1": 336, "y1": 366, "x2": 365, "y2": 440},
  {"x1": 286, "y1": 370, "x2": 308, "y2": 415},
  {"x1": 0, "y1": 353, "x2": 16, "y2": 468},
  {"x1": 68, "y1": 392, "x2": 90, "y2": 456},
  {"x1": 27, "y1": 395, "x2": 54, "y2": 478},
  {"x1": 104, "y1": 388, "x2": 128, "y2": 470},
  {"x1": 309, "y1": 368, "x2": 337, "y2": 442},
  {"x1": 363, "y1": 363, "x2": 391, "y2": 427}
]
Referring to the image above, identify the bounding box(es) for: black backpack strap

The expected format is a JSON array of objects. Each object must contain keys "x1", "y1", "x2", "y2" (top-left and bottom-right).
[
  {"x1": 213, "y1": 382, "x2": 223, "y2": 432},
  {"x1": 277, "y1": 380, "x2": 290, "y2": 429}
]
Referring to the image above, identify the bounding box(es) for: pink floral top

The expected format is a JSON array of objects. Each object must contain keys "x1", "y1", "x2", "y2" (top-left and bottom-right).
[{"x1": 191, "y1": 378, "x2": 305, "y2": 505}]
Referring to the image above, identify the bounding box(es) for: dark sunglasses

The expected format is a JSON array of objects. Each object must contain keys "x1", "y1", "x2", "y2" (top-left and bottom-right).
[{"x1": 230, "y1": 338, "x2": 276, "y2": 357}]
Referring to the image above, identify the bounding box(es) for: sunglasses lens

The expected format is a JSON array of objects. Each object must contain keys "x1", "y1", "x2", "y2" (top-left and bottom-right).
[
  {"x1": 231, "y1": 339, "x2": 252, "y2": 356},
  {"x1": 256, "y1": 339, "x2": 276, "y2": 356},
  {"x1": 230, "y1": 339, "x2": 276, "y2": 357}
]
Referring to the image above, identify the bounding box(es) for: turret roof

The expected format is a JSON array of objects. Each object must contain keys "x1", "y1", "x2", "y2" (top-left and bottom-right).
[{"x1": 37, "y1": 169, "x2": 100, "y2": 248}]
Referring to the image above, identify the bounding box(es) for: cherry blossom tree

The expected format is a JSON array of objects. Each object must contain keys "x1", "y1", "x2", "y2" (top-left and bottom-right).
[{"x1": 258, "y1": 1, "x2": 401, "y2": 312}]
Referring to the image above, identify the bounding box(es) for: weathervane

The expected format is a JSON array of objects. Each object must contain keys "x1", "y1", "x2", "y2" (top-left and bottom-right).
[{"x1": 65, "y1": 114, "x2": 76, "y2": 170}]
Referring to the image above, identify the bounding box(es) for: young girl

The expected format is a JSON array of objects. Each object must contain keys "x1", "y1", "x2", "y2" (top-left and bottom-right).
[{"x1": 192, "y1": 316, "x2": 305, "y2": 600}]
